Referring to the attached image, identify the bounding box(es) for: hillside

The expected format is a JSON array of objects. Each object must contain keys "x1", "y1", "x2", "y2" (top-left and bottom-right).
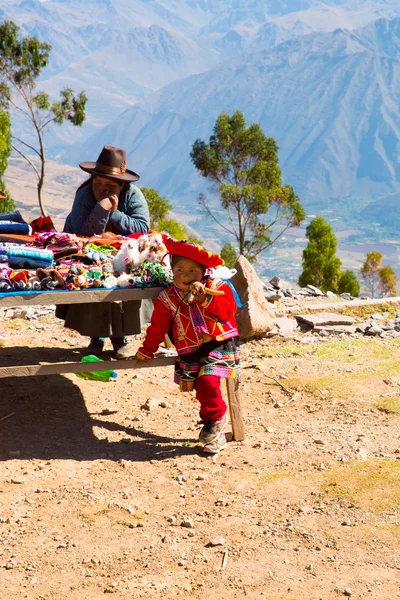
[
  {"x1": 1, "y1": 307, "x2": 400, "y2": 599},
  {"x1": 3, "y1": 0, "x2": 400, "y2": 149},
  {"x1": 60, "y1": 18, "x2": 400, "y2": 211}
]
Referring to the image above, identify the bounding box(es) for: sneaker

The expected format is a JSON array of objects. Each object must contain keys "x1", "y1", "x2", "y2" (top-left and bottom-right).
[
  {"x1": 113, "y1": 344, "x2": 134, "y2": 359},
  {"x1": 198, "y1": 412, "x2": 228, "y2": 445},
  {"x1": 87, "y1": 337, "x2": 105, "y2": 354},
  {"x1": 203, "y1": 433, "x2": 227, "y2": 454}
]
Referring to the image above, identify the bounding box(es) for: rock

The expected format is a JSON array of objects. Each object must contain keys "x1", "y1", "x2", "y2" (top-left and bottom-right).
[
  {"x1": 275, "y1": 317, "x2": 298, "y2": 338},
  {"x1": 326, "y1": 291, "x2": 337, "y2": 299},
  {"x1": 304, "y1": 285, "x2": 325, "y2": 296},
  {"x1": 295, "y1": 313, "x2": 356, "y2": 327},
  {"x1": 269, "y1": 276, "x2": 292, "y2": 291},
  {"x1": 141, "y1": 397, "x2": 162, "y2": 411},
  {"x1": 364, "y1": 324, "x2": 383, "y2": 336},
  {"x1": 230, "y1": 256, "x2": 275, "y2": 339},
  {"x1": 343, "y1": 588, "x2": 353, "y2": 596},
  {"x1": 10, "y1": 308, "x2": 28, "y2": 320},
  {"x1": 181, "y1": 518, "x2": 194, "y2": 528},
  {"x1": 207, "y1": 536, "x2": 225, "y2": 547},
  {"x1": 265, "y1": 292, "x2": 283, "y2": 303},
  {"x1": 314, "y1": 325, "x2": 356, "y2": 335}
]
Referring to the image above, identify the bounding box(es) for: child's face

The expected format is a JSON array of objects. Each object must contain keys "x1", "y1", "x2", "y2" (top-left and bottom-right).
[{"x1": 172, "y1": 257, "x2": 204, "y2": 292}]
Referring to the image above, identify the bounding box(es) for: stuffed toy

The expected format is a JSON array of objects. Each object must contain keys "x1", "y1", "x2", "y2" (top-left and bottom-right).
[
  {"x1": 112, "y1": 239, "x2": 141, "y2": 274},
  {"x1": 103, "y1": 274, "x2": 118, "y2": 288},
  {"x1": 36, "y1": 267, "x2": 66, "y2": 289},
  {"x1": 146, "y1": 232, "x2": 168, "y2": 265},
  {"x1": 137, "y1": 235, "x2": 151, "y2": 263},
  {"x1": 117, "y1": 272, "x2": 134, "y2": 287},
  {"x1": 0, "y1": 265, "x2": 13, "y2": 292}
]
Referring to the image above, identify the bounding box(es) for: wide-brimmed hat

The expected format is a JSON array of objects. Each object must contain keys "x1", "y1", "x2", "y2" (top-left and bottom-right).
[
  {"x1": 164, "y1": 236, "x2": 224, "y2": 269},
  {"x1": 79, "y1": 145, "x2": 140, "y2": 182}
]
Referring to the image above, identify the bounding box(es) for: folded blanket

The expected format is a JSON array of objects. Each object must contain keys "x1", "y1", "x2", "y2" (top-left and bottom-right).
[
  {"x1": 0, "y1": 243, "x2": 54, "y2": 269},
  {"x1": 0, "y1": 210, "x2": 25, "y2": 224},
  {"x1": 0, "y1": 221, "x2": 32, "y2": 235},
  {"x1": 0, "y1": 233, "x2": 36, "y2": 245}
]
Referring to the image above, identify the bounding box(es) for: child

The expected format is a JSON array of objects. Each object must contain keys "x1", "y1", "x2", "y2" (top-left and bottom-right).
[{"x1": 135, "y1": 237, "x2": 240, "y2": 454}]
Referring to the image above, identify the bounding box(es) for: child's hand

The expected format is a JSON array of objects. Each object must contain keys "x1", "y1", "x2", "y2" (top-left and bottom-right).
[
  {"x1": 135, "y1": 351, "x2": 150, "y2": 365},
  {"x1": 188, "y1": 281, "x2": 206, "y2": 304}
]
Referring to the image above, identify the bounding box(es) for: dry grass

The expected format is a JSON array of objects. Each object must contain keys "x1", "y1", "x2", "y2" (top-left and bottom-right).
[
  {"x1": 377, "y1": 396, "x2": 400, "y2": 415},
  {"x1": 322, "y1": 460, "x2": 400, "y2": 514}
]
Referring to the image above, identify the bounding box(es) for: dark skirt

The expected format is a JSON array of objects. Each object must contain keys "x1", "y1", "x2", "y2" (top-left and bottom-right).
[
  {"x1": 55, "y1": 300, "x2": 142, "y2": 338},
  {"x1": 174, "y1": 337, "x2": 240, "y2": 392}
]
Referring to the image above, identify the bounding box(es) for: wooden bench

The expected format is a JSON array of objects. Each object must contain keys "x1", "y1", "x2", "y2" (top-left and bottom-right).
[{"x1": 0, "y1": 287, "x2": 245, "y2": 441}]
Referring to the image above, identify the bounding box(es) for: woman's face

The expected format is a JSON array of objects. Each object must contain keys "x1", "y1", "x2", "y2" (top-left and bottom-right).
[
  {"x1": 172, "y1": 256, "x2": 205, "y2": 292},
  {"x1": 92, "y1": 176, "x2": 124, "y2": 202}
]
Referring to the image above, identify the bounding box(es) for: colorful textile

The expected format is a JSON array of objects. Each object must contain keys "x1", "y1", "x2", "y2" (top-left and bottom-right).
[
  {"x1": 0, "y1": 233, "x2": 35, "y2": 245},
  {"x1": 136, "y1": 278, "x2": 239, "y2": 360},
  {"x1": 0, "y1": 221, "x2": 32, "y2": 235},
  {"x1": 129, "y1": 260, "x2": 172, "y2": 288},
  {"x1": 0, "y1": 243, "x2": 54, "y2": 269},
  {"x1": 30, "y1": 215, "x2": 56, "y2": 233},
  {"x1": 0, "y1": 210, "x2": 25, "y2": 224},
  {"x1": 174, "y1": 338, "x2": 240, "y2": 392}
]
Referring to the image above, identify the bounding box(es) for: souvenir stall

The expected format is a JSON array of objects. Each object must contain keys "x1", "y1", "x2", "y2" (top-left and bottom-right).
[{"x1": 0, "y1": 210, "x2": 244, "y2": 440}]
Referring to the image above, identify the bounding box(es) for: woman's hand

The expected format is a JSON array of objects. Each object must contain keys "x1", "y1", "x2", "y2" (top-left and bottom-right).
[{"x1": 98, "y1": 193, "x2": 119, "y2": 214}]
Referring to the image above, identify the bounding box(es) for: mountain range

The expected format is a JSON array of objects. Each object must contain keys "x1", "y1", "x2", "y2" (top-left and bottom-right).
[
  {"x1": 60, "y1": 17, "x2": 400, "y2": 215},
  {"x1": 3, "y1": 0, "x2": 400, "y2": 280}
]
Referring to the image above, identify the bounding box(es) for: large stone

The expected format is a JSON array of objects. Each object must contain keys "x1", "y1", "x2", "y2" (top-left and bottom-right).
[
  {"x1": 230, "y1": 256, "x2": 275, "y2": 339},
  {"x1": 295, "y1": 312, "x2": 356, "y2": 327}
]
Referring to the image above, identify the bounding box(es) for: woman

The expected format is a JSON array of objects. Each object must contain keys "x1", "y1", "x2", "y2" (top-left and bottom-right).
[{"x1": 56, "y1": 145, "x2": 150, "y2": 358}]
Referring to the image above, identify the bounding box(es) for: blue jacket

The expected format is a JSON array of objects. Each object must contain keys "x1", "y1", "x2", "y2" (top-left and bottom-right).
[{"x1": 64, "y1": 180, "x2": 150, "y2": 236}]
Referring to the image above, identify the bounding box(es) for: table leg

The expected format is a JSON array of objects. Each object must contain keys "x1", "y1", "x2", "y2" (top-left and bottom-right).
[{"x1": 225, "y1": 378, "x2": 245, "y2": 441}]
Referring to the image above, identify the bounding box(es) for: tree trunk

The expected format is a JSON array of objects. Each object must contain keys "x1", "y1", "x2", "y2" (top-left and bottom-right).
[{"x1": 37, "y1": 133, "x2": 47, "y2": 217}]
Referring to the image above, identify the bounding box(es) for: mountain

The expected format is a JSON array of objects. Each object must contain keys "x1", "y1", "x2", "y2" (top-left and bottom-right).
[
  {"x1": 60, "y1": 17, "x2": 400, "y2": 217},
  {"x1": 4, "y1": 0, "x2": 400, "y2": 142}
]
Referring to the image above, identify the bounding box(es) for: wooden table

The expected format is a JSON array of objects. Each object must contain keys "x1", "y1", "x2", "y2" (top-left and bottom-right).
[{"x1": 0, "y1": 287, "x2": 245, "y2": 440}]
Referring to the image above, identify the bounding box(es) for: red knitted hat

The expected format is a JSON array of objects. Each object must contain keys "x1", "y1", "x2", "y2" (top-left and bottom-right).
[{"x1": 164, "y1": 236, "x2": 224, "y2": 269}]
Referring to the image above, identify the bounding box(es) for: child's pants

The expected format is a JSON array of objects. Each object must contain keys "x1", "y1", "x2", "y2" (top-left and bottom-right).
[{"x1": 194, "y1": 375, "x2": 227, "y2": 422}]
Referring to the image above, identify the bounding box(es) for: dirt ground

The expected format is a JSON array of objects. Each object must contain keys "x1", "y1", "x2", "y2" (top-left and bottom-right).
[{"x1": 0, "y1": 311, "x2": 400, "y2": 600}]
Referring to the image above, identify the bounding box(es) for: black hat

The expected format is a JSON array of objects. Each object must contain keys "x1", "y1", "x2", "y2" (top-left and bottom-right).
[{"x1": 79, "y1": 145, "x2": 140, "y2": 182}]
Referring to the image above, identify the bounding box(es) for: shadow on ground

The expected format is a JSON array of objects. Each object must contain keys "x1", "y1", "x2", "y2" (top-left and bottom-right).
[{"x1": 0, "y1": 345, "x2": 197, "y2": 462}]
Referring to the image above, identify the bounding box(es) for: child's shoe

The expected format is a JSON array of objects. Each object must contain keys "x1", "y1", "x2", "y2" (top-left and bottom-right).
[
  {"x1": 199, "y1": 413, "x2": 228, "y2": 445},
  {"x1": 202, "y1": 432, "x2": 227, "y2": 454}
]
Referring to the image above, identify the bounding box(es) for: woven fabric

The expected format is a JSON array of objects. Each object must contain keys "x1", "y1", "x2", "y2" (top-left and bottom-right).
[{"x1": 174, "y1": 338, "x2": 240, "y2": 392}]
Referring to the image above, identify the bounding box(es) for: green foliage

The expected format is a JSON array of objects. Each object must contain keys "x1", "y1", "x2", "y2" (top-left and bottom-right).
[
  {"x1": 298, "y1": 216, "x2": 342, "y2": 292},
  {"x1": 338, "y1": 269, "x2": 360, "y2": 297},
  {"x1": 141, "y1": 186, "x2": 172, "y2": 228},
  {"x1": 378, "y1": 265, "x2": 397, "y2": 297},
  {"x1": 220, "y1": 241, "x2": 237, "y2": 268},
  {"x1": 0, "y1": 20, "x2": 87, "y2": 216},
  {"x1": 359, "y1": 252, "x2": 398, "y2": 298},
  {"x1": 190, "y1": 110, "x2": 305, "y2": 262},
  {"x1": 141, "y1": 186, "x2": 202, "y2": 244},
  {"x1": 160, "y1": 218, "x2": 202, "y2": 244},
  {"x1": 0, "y1": 106, "x2": 14, "y2": 212}
]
